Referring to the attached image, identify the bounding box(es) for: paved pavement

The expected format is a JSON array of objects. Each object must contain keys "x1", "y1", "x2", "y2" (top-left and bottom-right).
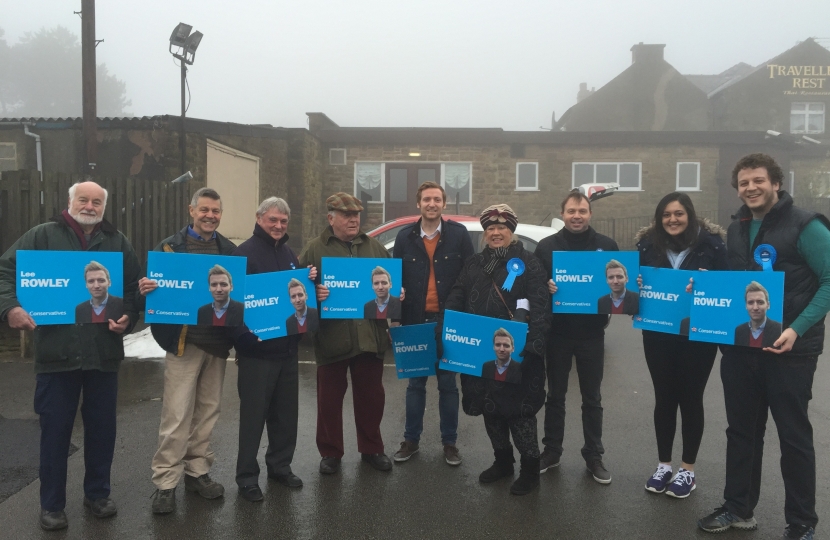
[{"x1": 1, "y1": 317, "x2": 829, "y2": 539}]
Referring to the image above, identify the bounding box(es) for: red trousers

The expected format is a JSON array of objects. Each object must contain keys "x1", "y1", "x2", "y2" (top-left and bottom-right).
[{"x1": 316, "y1": 353, "x2": 385, "y2": 458}]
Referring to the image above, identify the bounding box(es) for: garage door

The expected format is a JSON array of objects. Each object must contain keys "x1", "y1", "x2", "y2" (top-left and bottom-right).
[{"x1": 206, "y1": 140, "x2": 260, "y2": 245}]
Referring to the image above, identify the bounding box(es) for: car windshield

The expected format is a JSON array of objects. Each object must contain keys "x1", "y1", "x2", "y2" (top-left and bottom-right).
[{"x1": 375, "y1": 225, "x2": 406, "y2": 246}]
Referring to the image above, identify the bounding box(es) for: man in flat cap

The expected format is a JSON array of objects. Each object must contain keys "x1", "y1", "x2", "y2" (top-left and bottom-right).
[{"x1": 299, "y1": 192, "x2": 394, "y2": 474}]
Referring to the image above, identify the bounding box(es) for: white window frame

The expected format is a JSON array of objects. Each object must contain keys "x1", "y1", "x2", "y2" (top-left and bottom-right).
[
  {"x1": 515, "y1": 162, "x2": 539, "y2": 191},
  {"x1": 676, "y1": 162, "x2": 700, "y2": 191},
  {"x1": 571, "y1": 162, "x2": 642, "y2": 191},
  {"x1": 353, "y1": 161, "x2": 385, "y2": 205},
  {"x1": 329, "y1": 148, "x2": 347, "y2": 165},
  {"x1": 440, "y1": 162, "x2": 473, "y2": 205},
  {"x1": 790, "y1": 102, "x2": 825, "y2": 134},
  {"x1": 0, "y1": 143, "x2": 17, "y2": 172}
]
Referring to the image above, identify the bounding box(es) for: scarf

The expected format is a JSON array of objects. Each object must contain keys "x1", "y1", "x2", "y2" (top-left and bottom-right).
[{"x1": 483, "y1": 246, "x2": 509, "y2": 275}]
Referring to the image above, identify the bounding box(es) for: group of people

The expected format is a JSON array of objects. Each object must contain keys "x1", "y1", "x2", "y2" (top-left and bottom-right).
[{"x1": 0, "y1": 153, "x2": 827, "y2": 539}]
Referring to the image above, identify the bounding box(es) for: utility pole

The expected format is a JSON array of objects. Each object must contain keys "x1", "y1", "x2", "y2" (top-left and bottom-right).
[
  {"x1": 180, "y1": 60, "x2": 187, "y2": 175},
  {"x1": 81, "y1": 0, "x2": 97, "y2": 176}
]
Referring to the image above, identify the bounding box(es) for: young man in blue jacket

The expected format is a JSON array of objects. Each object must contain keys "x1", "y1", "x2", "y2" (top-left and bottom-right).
[{"x1": 391, "y1": 181, "x2": 474, "y2": 466}]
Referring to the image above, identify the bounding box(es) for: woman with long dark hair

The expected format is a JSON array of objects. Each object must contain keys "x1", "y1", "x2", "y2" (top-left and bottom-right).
[{"x1": 636, "y1": 192, "x2": 728, "y2": 498}]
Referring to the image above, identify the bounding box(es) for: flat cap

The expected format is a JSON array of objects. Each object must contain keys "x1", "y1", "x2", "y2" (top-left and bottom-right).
[{"x1": 326, "y1": 192, "x2": 364, "y2": 212}]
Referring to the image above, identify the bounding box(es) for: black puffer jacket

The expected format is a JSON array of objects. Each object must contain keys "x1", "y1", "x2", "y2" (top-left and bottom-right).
[
  {"x1": 440, "y1": 242, "x2": 550, "y2": 419},
  {"x1": 636, "y1": 219, "x2": 729, "y2": 341}
]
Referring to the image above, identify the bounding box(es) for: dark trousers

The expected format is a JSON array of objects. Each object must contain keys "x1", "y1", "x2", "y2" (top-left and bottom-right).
[
  {"x1": 720, "y1": 348, "x2": 818, "y2": 528},
  {"x1": 543, "y1": 334, "x2": 605, "y2": 461},
  {"x1": 236, "y1": 355, "x2": 299, "y2": 487},
  {"x1": 316, "y1": 353, "x2": 385, "y2": 458},
  {"x1": 483, "y1": 413, "x2": 540, "y2": 458},
  {"x1": 643, "y1": 335, "x2": 717, "y2": 464},
  {"x1": 34, "y1": 370, "x2": 118, "y2": 512}
]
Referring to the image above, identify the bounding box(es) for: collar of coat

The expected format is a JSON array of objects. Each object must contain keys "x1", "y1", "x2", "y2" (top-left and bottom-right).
[
  {"x1": 320, "y1": 225, "x2": 368, "y2": 245},
  {"x1": 252, "y1": 223, "x2": 290, "y2": 248}
]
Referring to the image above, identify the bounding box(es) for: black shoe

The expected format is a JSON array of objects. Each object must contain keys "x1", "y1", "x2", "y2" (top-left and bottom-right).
[
  {"x1": 238, "y1": 484, "x2": 264, "y2": 503},
  {"x1": 151, "y1": 488, "x2": 176, "y2": 515},
  {"x1": 361, "y1": 453, "x2": 392, "y2": 471},
  {"x1": 319, "y1": 457, "x2": 341, "y2": 475},
  {"x1": 539, "y1": 447, "x2": 560, "y2": 474},
  {"x1": 586, "y1": 459, "x2": 612, "y2": 484},
  {"x1": 40, "y1": 509, "x2": 68, "y2": 531},
  {"x1": 783, "y1": 524, "x2": 815, "y2": 539},
  {"x1": 184, "y1": 473, "x2": 224, "y2": 499},
  {"x1": 269, "y1": 472, "x2": 303, "y2": 488},
  {"x1": 83, "y1": 497, "x2": 117, "y2": 518},
  {"x1": 697, "y1": 506, "x2": 758, "y2": 533},
  {"x1": 510, "y1": 456, "x2": 540, "y2": 496},
  {"x1": 479, "y1": 447, "x2": 515, "y2": 483}
]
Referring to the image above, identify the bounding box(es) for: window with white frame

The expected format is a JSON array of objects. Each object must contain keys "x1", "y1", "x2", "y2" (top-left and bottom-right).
[
  {"x1": 443, "y1": 163, "x2": 472, "y2": 204},
  {"x1": 790, "y1": 103, "x2": 825, "y2": 134},
  {"x1": 516, "y1": 162, "x2": 538, "y2": 191},
  {"x1": 354, "y1": 162, "x2": 382, "y2": 203},
  {"x1": 0, "y1": 143, "x2": 16, "y2": 172},
  {"x1": 329, "y1": 148, "x2": 346, "y2": 165},
  {"x1": 676, "y1": 162, "x2": 700, "y2": 191},
  {"x1": 572, "y1": 162, "x2": 641, "y2": 190}
]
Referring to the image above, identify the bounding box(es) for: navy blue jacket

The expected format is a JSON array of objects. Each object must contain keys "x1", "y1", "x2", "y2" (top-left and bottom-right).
[
  {"x1": 393, "y1": 218, "x2": 474, "y2": 326},
  {"x1": 232, "y1": 224, "x2": 301, "y2": 359}
]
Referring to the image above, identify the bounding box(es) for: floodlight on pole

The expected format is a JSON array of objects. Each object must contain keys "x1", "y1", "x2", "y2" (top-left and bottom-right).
[{"x1": 168, "y1": 22, "x2": 204, "y2": 174}]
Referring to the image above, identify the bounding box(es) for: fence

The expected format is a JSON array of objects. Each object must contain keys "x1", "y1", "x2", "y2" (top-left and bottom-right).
[
  {"x1": 0, "y1": 170, "x2": 193, "y2": 266},
  {"x1": 592, "y1": 211, "x2": 720, "y2": 251}
]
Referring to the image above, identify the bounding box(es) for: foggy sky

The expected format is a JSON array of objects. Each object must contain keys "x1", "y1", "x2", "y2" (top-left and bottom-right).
[{"x1": 4, "y1": 0, "x2": 830, "y2": 130}]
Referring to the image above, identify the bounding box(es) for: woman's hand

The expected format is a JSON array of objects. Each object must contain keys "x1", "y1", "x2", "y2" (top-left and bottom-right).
[{"x1": 547, "y1": 279, "x2": 558, "y2": 295}]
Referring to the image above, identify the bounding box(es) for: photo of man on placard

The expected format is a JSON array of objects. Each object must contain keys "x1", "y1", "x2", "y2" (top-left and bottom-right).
[
  {"x1": 197, "y1": 264, "x2": 244, "y2": 326},
  {"x1": 597, "y1": 259, "x2": 639, "y2": 315},
  {"x1": 734, "y1": 281, "x2": 782, "y2": 348},
  {"x1": 481, "y1": 328, "x2": 522, "y2": 384},
  {"x1": 285, "y1": 278, "x2": 319, "y2": 335},
  {"x1": 363, "y1": 266, "x2": 401, "y2": 319},
  {"x1": 75, "y1": 260, "x2": 124, "y2": 323}
]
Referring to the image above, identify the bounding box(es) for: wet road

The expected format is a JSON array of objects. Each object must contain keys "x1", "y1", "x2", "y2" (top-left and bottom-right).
[{"x1": 1, "y1": 317, "x2": 829, "y2": 539}]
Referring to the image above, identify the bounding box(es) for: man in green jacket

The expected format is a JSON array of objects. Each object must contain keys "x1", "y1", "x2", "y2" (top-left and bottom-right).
[
  {"x1": 299, "y1": 192, "x2": 393, "y2": 474},
  {"x1": 0, "y1": 181, "x2": 140, "y2": 531}
]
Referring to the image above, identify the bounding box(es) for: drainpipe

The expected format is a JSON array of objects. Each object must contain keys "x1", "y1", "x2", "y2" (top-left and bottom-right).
[{"x1": 23, "y1": 124, "x2": 43, "y2": 182}]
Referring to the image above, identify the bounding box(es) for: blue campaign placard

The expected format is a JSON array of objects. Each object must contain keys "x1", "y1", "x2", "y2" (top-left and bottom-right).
[
  {"x1": 632, "y1": 267, "x2": 695, "y2": 335},
  {"x1": 688, "y1": 271, "x2": 785, "y2": 347},
  {"x1": 244, "y1": 269, "x2": 317, "y2": 340},
  {"x1": 320, "y1": 257, "x2": 402, "y2": 319},
  {"x1": 440, "y1": 310, "x2": 528, "y2": 380},
  {"x1": 390, "y1": 323, "x2": 438, "y2": 379},
  {"x1": 16, "y1": 250, "x2": 124, "y2": 325},
  {"x1": 145, "y1": 252, "x2": 248, "y2": 325},
  {"x1": 551, "y1": 251, "x2": 640, "y2": 314}
]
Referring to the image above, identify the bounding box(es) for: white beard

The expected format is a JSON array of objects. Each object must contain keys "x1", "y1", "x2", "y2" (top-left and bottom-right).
[{"x1": 69, "y1": 209, "x2": 103, "y2": 226}]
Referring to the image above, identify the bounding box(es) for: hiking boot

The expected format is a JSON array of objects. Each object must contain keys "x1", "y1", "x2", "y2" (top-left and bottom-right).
[
  {"x1": 40, "y1": 510, "x2": 68, "y2": 531},
  {"x1": 151, "y1": 488, "x2": 176, "y2": 515},
  {"x1": 443, "y1": 445, "x2": 462, "y2": 466},
  {"x1": 665, "y1": 468, "x2": 696, "y2": 499},
  {"x1": 184, "y1": 473, "x2": 224, "y2": 499},
  {"x1": 83, "y1": 497, "x2": 117, "y2": 518},
  {"x1": 539, "y1": 447, "x2": 560, "y2": 474},
  {"x1": 645, "y1": 465, "x2": 673, "y2": 494},
  {"x1": 510, "y1": 456, "x2": 540, "y2": 496},
  {"x1": 319, "y1": 457, "x2": 341, "y2": 475},
  {"x1": 479, "y1": 447, "x2": 515, "y2": 483},
  {"x1": 698, "y1": 506, "x2": 758, "y2": 533},
  {"x1": 393, "y1": 441, "x2": 419, "y2": 462},
  {"x1": 586, "y1": 459, "x2": 612, "y2": 484},
  {"x1": 361, "y1": 453, "x2": 393, "y2": 471},
  {"x1": 783, "y1": 524, "x2": 815, "y2": 540}
]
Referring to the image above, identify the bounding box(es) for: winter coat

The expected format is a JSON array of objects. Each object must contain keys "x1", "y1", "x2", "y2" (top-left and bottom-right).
[
  {"x1": 232, "y1": 224, "x2": 301, "y2": 360},
  {"x1": 0, "y1": 213, "x2": 141, "y2": 373},
  {"x1": 441, "y1": 241, "x2": 550, "y2": 419},
  {"x1": 636, "y1": 219, "x2": 728, "y2": 341},
  {"x1": 393, "y1": 218, "x2": 475, "y2": 325},
  {"x1": 298, "y1": 226, "x2": 391, "y2": 366}
]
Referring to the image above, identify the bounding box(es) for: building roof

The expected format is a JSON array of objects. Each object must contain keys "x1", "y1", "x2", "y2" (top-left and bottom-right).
[{"x1": 684, "y1": 63, "x2": 754, "y2": 94}]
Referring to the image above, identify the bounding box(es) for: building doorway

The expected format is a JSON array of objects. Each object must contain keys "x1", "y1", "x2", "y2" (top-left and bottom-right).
[{"x1": 384, "y1": 163, "x2": 441, "y2": 220}]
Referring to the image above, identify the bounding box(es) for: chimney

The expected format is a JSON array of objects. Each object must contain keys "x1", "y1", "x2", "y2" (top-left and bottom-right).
[
  {"x1": 306, "y1": 112, "x2": 339, "y2": 133},
  {"x1": 631, "y1": 43, "x2": 665, "y2": 64},
  {"x1": 576, "y1": 82, "x2": 593, "y2": 103}
]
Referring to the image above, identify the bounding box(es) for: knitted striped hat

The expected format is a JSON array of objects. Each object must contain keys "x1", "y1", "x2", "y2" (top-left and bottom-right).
[{"x1": 479, "y1": 204, "x2": 518, "y2": 232}]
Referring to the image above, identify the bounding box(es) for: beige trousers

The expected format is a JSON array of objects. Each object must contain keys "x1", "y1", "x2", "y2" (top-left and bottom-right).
[{"x1": 151, "y1": 344, "x2": 227, "y2": 489}]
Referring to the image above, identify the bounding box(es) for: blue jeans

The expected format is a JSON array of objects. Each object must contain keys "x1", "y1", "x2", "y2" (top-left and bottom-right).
[{"x1": 403, "y1": 370, "x2": 459, "y2": 445}]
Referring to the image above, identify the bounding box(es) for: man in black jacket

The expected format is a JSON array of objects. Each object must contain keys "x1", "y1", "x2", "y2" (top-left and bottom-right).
[
  {"x1": 230, "y1": 197, "x2": 316, "y2": 502},
  {"x1": 391, "y1": 181, "x2": 474, "y2": 466},
  {"x1": 534, "y1": 191, "x2": 617, "y2": 485},
  {"x1": 140, "y1": 188, "x2": 243, "y2": 515},
  {"x1": 0, "y1": 181, "x2": 140, "y2": 531},
  {"x1": 733, "y1": 281, "x2": 781, "y2": 348},
  {"x1": 698, "y1": 154, "x2": 830, "y2": 538}
]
